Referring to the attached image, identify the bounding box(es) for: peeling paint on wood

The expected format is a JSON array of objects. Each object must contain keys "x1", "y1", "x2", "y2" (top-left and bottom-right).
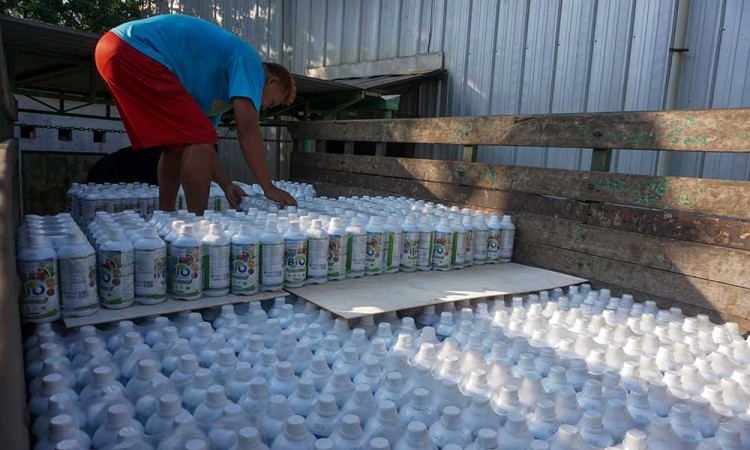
[{"x1": 287, "y1": 109, "x2": 750, "y2": 152}]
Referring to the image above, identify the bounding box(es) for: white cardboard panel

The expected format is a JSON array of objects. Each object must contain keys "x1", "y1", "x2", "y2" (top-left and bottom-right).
[
  {"x1": 64, "y1": 291, "x2": 289, "y2": 328},
  {"x1": 287, "y1": 263, "x2": 586, "y2": 319}
]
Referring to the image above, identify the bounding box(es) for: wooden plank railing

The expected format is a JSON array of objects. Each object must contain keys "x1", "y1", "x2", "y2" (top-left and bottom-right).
[{"x1": 287, "y1": 109, "x2": 750, "y2": 153}]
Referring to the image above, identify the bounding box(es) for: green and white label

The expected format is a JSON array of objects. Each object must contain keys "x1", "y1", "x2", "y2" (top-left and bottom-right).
[
  {"x1": 135, "y1": 248, "x2": 167, "y2": 299},
  {"x1": 231, "y1": 242, "x2": 259, "y2": 293},
  {"x1": 432, "y1": 231, "x2": 453, "y2": 269},
  {"x1": 171, "y1": 245, "x2": 201, "y2": 297},
  {"x1": 18, "y1": 257, "x2": 60, "y2": 321},
  {"x1": 59, "y1": 254, "x2": 98, "y2": 313},
  {"x1": 284, "y1": 239, "x2": 307, "y2": 285},
  {"x1": 327, "y1": 234, "x2": 347, "y2": 277},
  {"x1": 98, "y1": 249, "x2": 135, "y2": 305}
]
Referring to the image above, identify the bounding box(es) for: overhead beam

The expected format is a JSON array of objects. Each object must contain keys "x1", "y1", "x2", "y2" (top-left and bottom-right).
[
  {"x1": 305, "y1": 53, "x2": 444, "y2": 80},
  {"x1": 287, "y1": 109, "x2": 750, "y2": 153}
]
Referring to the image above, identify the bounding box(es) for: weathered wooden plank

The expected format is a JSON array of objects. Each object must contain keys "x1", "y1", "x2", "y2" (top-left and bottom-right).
[
  {"x1": 0, "y1": 139, "x2": 28, "y2": 450},
  {"x1": 512, "y1": 239, "x2": 750, "y2": 320},
  {"x1": 291, "y1": 153, "x2": 750, "y2": 219},
  {"x1": 587, "y1": 203, "x2": 750, "y2": 251},
  {"x1": 291, "y1": 167, "x2": 591, "y2": 222},
  {"x1": 514, "y1": 215, "x2": 750, "y2": 289},
  {"x1": 286, "y1": 109, "x2": 750, "y2": 152}
]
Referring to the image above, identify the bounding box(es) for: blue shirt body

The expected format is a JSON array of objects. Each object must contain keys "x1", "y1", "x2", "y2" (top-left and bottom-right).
[{"x1": 112, "y1": 15, "x2": 264, "y2": 125}]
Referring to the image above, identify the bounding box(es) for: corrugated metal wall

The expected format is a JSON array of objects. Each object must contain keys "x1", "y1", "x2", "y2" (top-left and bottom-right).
[{"x1": 150, "y1": 0, "x2": 750, "y2": 181}]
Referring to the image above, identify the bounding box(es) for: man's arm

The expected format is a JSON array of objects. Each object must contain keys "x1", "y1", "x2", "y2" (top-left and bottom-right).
[
  {"x1": 211, "y1": 151, "x2": 248, "y2": 210},
  {"x1": 232, "y1": 97, "x2": 297, "y2": 207}
]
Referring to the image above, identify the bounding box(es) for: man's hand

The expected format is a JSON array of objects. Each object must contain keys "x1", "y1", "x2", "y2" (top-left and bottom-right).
[
  {"x1": 264, "y1": 185, "x2": 297, "y2": 208},
  {"x1": 223, "y1": 182, "x2": 248, "y2": 210}
]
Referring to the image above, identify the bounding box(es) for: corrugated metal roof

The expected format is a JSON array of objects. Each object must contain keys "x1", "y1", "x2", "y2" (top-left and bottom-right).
[{"x1": 334, "y1": 69, "x2": 445, "y2": 92}]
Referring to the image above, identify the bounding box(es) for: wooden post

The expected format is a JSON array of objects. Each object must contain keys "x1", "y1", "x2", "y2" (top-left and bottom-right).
[
  {"x1": 344, "y1": 141, "x2": 354, "y2": 155},
  {"x1": 462, "y1": 145, "x2": 477, "y2": 163},
  {"x1": 375, "y1": 110, "x2": 393, "y2": 157},
  {"x1": 591, "y1": 147, "x2": 612, "y2": 172}
]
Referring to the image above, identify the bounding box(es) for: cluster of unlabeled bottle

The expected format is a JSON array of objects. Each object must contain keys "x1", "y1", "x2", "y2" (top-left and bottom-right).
[
  {"x1": 17, "y1": 195, "x2": 514, "y2": 323},
  {"x1": 66, "y1": 181, "x2": 316, "y2": 226},
  {"x1": 25, "y1": 289, "x2": 750, "y2": 450}
]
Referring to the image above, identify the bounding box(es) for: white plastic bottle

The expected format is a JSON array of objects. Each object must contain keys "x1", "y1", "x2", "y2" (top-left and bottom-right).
[
  {"x1": 284, "y1": 221, "x2": 308, "y2": 288},
  {"x1": 202, "y1": 224, "x2": 231, "y2": 297},
  {"x1": 231, "y1": 225, "x2": 260, "y2": 295},
  {"x1": 486, "y1": 214, "x2": 502, "y2": 264},
  {"x1": 260, "y1": 221, "x2": 284, "y2": 292},
  {"x1": 432, "y1": 217, "x2": 453, "y2": 271},
  {"x1": 450, "y1": 216, "x2": 466, "y2": 269},
  {"x1": 400, "y1": 215, "x2": 419, "y2": 272},
  {"x1": 365, "y1": 216, "x2": 385, "y2": 276},
  {"x1": 271, "y1": 415, "x2": 316, "y2": 450},
  {"x1": 417, "y1": 216, "x2": 434, "y2": 271},
  {"x1": 384, "y1": 216, "x2": 403, "y2": 274},
  {"x1": 171, "y1": 224, "x2": 203, "y2": 301},
  {"x1": 462, "y1": 215, "x2": 474, "y2": 267},
  {"x1": 134, "y1": 226, "x2": 167, "y2": 305},
  {"x1": 346, "y1": 217, "x2": 367, "y2": 279},
  {"x1": 472, "y1": 213, "x2": 489, "y2": 265},
  {"x1": 500, "y1": 215, "x2": 515, "y2": 263},
  {"x1": 98, "y1": 228, "x2": 135, "y2": 309},
  {"x1": 306, "y1": 219, "x2": 329, "y2": 285},
  {"x1": 326, "y1": 218, "x2": 348, "y2": 281},
  {"x1": 17, "y1": 234, "x2": 61, "y2": 323},
  {"x1": 57, "y1": 232, "x2": 99, "y2": 317}
]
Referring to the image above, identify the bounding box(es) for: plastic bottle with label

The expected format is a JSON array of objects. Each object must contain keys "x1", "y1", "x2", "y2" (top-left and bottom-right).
[
  {"x1": 202, "y1": 224, "x2": 231, "y2": 297},
  {"x1": 472, "y1": 213, "x2": 489, "y2": 266},
  {"x1": 450, "y1": 216, "x2": 467, "y2": 269},
  {"x1": 432, "y1": 217, "x2": 454, "y2": 271},
  {"x1": 365, "y1": 216, "x2": 385, "y2": 276},
  {"x1": 134, "y1": 226, "x2": 167, "y2": 305},
  {"x1": 399, "y1": 215, "x2": 419, "y2": 272},
  {"x1": 57, "y1": 231, "x2": 100, "y2": 317},
  {"x1": 462, "y1": 215, "x2": 475, "y2": 268},
  {"x1": 486, "y1": 214, "x2": 501, "y2": 264},
  {"x1": 231, "y1": 225, "x2": 260, "y2": 295},
  {"x1": 346, "y1": 217, "x2": 367, "y2": 279},
  {"x1": 284, "y1": 221, "x2": 308, "y2": 288},
  {"x1": 98, "y1": 227, "x2": 135, "y2": 309},
  {"x1": 500, "y1": 215, "x2": 515, "y2": 263},
  {"x1": 260, "y1": 221, "x2": 284, "y2": 292},
  {"x1": 416, "y1": 216, "x2": 434, "y2": 272},
  {"x1": 17, "y1": 234, "x2": 61, "y2": 323},
  {"x1": 326, "y1": 217, "x2": 348, "y2": 281},
  {"x1": 306, "y1": 219, "x2": 329, "y2": 285},
  {"x1": 171, "y1": 224, "x2": 203, "y2": 301},
  {"x1": 384, "y1": 216, "x2": 403, "y2": 274}
]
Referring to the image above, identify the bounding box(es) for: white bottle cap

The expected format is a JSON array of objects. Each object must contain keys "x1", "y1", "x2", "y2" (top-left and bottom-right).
[
  {"x1": 92, "y1": 366, "x2": 114, "y2": 385},
  {"x1": 125, "y1": 331, "x2": 142, "y2": 346},
  {"x1": 106, "y1": 403, "x2": 131, "y2": 428},
  {"x1": 49, "y1": 414, "x2": 76, "y2": 441},
  {"x1": 42, "y1": 373, "x2": 65, "y2": 395},
  {"x1": 441, "y1": 405, "x2": 461, "y2": 428},
  {"x1": 218, "y1": 348, "x2": 236, "y2": 366},
  {"x1": 158, "y1": 393, "x2": 182, "y2": 416},
  {"x1": 314, "y1": 438, "x2": 335, "y2": 450},
  {"x1": 285, "y1": 415, "x2": 308, "y2": 439},
  {"x1": 205, "y1": 385, "x2": 228, "y2": 408},
  {"x1": 184, "y1": 439, "x2": 208, "y2": 450},
  {"x1": 476, "y1": 427, "x2": 498, "y2": 448},
  {"x1": 316, "y1": 394, "x2": 338, "y2": 416},
  {"x1": 55, "y1": 439, "x2": 83, "y2": 450},
  {"x1": 339, "y1": 414, "x2": 362, "y2": 438},
  {"x1": 248, "y1": 377, "x2": 269, "y2": 397},
  {"x1": 367, "y1": 437, "x2": 390, "y2": 450},
  {"x1": 237, "y1": 427, "x2": 263, "y2": 449},
  {"x1": 137, "y1": 359, "x2": 157, "y2": 379}
]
